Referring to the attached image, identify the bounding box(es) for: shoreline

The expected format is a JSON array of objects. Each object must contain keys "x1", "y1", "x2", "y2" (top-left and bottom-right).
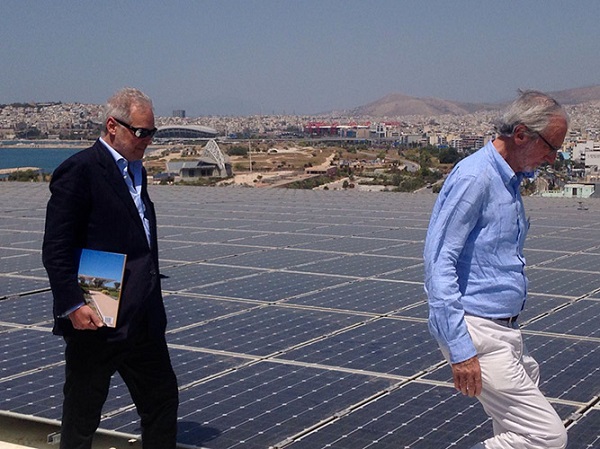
[
  {"x1": 0, "y1": 141, "x2": 167, "y2": 150},
  {"x1": 0, "y1": 167, "x2": 40, "y2": 175},
  {"x1": 0, "y1": 141, "x2": 92, "y2": 149}
]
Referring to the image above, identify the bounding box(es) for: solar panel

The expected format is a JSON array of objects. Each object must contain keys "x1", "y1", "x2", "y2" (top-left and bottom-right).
[
  {"x1": 293, "y1": 254, "x2": 417, "y2": 278},
  {"x1": 539, "y1": 252, "x2": 600, "y2": 272},
  {"x1": 517, "y1": 294, "x2": 573, "y2": 323},
  {"x1": 526, "y1": 236, "x2": 600, "y2": 252},
  {"x1": 286, "y1": 279, "x2": 423, "y2": 314},
  {"x1": 160, "y1": 263, "x2": 263, "y2": 292},
  {"x1": 368, "y1": 241, "x2": 426, "y2": 258},
  {"x1": 394, "y1": 301, "x2": 428, "y2": 319},
  {"x1": 280, "y1": 318, "x2": 441, "y2": 377},
  {"x1": 0, "y1": 249, "x2": 45, "y2": 275},
  {"x1": 293, "y1": 236, "x2": 399, "y2": 253},
  {"x1": 370, "y1": 227, "x2": 428, "y2": 241},
  {"x1": 525, "y1": 334, "x2": 600, "y2": 403},
  {"x1": 526, "y1": 268, "x2": 600, "y2": 297},
  {"x1": 1, "y1": 365, "x2": 64, "y2": 420},
  {"x1": 425, "y1": 333, "x2": 600, "y2": 404},
  {"x1": 0, "y1": 184, "x2": 598, "y2": 449},
  {"x1": 0, "y1": 276, "x2": 49, "y2": 299},
  {"x1": 0, "y1": 291, "x2": 54, "y2": 326},
  {"x1": 188, "y1": 270, "x2": 349, "y2": 302},
  {"x1": 168, "y1": 306, "x2": 367, "y2": 357},
  {"x1": 525, "y1": 299, "x2": 600, "y2": 337},
  {"x1": 159, "y1": 242, "x2": 261, "y2": 263},
  {"x1": 0, "y1": 329, "x2": 63, "y2": 378},
  {"x1": 375, "y1": 264, "x2": 425, "y2": 283},
  {"x1": 209, "y1": 248, "x2": 342, "y2": 270},
  {"x1": 524, "y1": 248, "x2": 571, "y2": 266},
  {"x1": 0, "y1": 231, "x2": 44, "y2": 250},
  {"x1": 163, "y1": 294, "x2": 260, "y2": 329},
  {"x1": 109, "y1": 362, "x2": 397, "y2": 449},
  {"x1": 565, "y1": 409, "x2": 600, "y2": 449},
  {"x1": 230, "y1": 232, "x2": 331, "y2": 248},
  {"x1": 282, "y1": 383, "x2": 494, "y2": 449}
]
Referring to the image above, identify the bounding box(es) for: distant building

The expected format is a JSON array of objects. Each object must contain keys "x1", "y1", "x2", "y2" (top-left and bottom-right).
[
  {"x1": 172, "y1": 110, "x2": 186, "y2": 118},
  {"x1": 541, "y1": 183, "x2": 596, "y2": 198},
  {"x1": 166, "y1": 139, "x2": 232, "y2": 178},
  {"x1": 449, "y1": 135, "x2": 486, "y2": 152},
  {"x1": 338, "y1": 125, "x2": 370, "y2": 139},
  {"x1": 304, "y1": 122, "x2": 339, "y2": 137},
  {"x1": 572, "y1": 140, "x2": 600, "y2": 162},
  {"x1": 305, "y1": 166, "x2": 337, "y2": 176},
  {"x1": 572, "y1": 141, "x2": 600, "y2": 179},
  {"x1": 154, "y1": 124, "x2": 218, "y2": 140},
  {"x1": 401, "y1": 134, "x2": 425, "y2": 147}
]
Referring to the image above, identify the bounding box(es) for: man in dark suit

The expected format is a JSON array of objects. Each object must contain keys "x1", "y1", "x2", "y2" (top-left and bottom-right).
[{"x1": 42, "y1": 87, "x2": 178, "y2": 449}]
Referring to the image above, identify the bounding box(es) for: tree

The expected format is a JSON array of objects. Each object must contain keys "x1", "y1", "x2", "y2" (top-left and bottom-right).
[
  {"x1": 227, "y1": 145, "x2": 248, "y2": 156},
  {"x1": 8, "y1": 169, "x2": 44, "y2": 182},
  {"x1": 438, "y1": 148, "x2": 461, "y2": 164}
]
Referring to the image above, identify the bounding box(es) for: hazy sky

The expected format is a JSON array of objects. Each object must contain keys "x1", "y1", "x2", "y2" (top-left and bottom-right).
[{"x1": 2, "y1": 0, "x2": 599, "y2": 116}]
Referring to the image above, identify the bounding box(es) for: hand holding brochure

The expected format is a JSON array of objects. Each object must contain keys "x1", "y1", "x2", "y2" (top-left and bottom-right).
[{"x1": 77, "y1": 249, "x2": 127, "y2": 328}]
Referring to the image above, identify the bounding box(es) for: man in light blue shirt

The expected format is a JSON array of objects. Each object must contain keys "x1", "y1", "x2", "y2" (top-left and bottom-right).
[{"x1": 424, "y1": 90, "x2": 568, "y2": 449}]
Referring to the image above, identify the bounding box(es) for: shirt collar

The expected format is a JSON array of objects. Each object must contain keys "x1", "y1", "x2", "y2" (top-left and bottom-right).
[
  {"x1": 485, "y1": 141, "x2": 520, "y2": 189},
  {"x1": 99, "y1": 137, "x2": 142, "y2": 173}
]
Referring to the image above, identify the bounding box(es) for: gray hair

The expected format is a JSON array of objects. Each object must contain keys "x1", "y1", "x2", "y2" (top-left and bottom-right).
[
  {"x1": 495, "y1": 89, "x2": 568, "y2": 137},
  {"x1": 102, "y1": 87, "x2": 153, "y2": 133}
]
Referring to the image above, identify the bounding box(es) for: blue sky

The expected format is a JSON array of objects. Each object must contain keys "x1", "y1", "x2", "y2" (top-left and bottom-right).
[
  {"x1": 1, "y1": 0, "x2": 598, "y2": 116},
  {"x1": 79, "y1": 249, "x2": 126, "y2": 285}
]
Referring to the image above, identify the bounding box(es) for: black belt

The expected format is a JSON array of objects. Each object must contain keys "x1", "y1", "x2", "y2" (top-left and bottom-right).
[{"x1": 491, "y1": 314, "x2": 519, "y2": 326}]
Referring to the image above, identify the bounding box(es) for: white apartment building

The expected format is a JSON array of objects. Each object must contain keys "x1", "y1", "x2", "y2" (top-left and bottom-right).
[{"x1": 572, "y1": 140, "x2": 600, "y2": 164}]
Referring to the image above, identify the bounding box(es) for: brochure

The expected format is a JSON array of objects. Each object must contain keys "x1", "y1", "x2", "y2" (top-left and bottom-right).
[{"x1": 77, "y1": 248, "x2": 127, "y2": 328}]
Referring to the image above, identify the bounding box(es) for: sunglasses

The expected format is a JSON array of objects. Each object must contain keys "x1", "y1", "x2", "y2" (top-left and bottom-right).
[{"x1": 113, "y1": 117, "x2": 157, "y2": 139}]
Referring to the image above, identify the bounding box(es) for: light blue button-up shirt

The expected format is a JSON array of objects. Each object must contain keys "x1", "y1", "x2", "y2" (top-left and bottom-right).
[
  {"x1": 423, "y1": 141, "x2": 528, "y2": 363},
  {"x1": 100, "y1": 138, "x2": 151, "y2": 247}
]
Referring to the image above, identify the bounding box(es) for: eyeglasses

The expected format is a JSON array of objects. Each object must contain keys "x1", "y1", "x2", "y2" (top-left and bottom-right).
[
  {"x1": 530, "y1": 129, "x2": 561, "y2": 154},
  {"x1": 112, "y1": 117, "x2": 157, "y2": 139}
]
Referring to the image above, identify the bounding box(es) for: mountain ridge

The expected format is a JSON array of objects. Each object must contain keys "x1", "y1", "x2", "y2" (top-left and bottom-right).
[{"x1": 348, "y1": 85, "x2": 600, "y2": 117}]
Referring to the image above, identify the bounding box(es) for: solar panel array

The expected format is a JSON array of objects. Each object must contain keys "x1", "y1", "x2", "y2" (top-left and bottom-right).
[{"x1": 0, "y1": 182, "x2": 599, "y2": 449}]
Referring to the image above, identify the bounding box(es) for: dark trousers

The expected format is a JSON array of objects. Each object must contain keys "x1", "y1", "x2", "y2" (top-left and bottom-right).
[{"x1": 60, "y1": 331, "x2": 179, "y2": 449}]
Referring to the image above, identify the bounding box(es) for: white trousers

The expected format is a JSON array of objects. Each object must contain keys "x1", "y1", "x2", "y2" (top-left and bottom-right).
[{"x1": 463, "y1": 315, "x2": 568, "y2": 449}]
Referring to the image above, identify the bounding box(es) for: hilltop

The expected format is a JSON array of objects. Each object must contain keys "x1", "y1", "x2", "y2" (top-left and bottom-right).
[{"x1": 349, "y1": 85, "x2": 600, "y2": 117}]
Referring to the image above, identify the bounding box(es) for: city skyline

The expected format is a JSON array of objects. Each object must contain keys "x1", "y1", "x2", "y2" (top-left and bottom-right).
[{"x1": 2, "y1": 1, "x2": 599, "y2": 116}]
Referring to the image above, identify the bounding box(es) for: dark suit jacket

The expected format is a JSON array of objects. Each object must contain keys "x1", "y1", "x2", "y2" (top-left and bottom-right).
[{"x1": 42, "y1": 139, "x2": 166, "y2": 342}]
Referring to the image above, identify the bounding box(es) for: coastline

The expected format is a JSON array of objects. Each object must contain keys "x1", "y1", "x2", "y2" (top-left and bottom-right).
[
  {"x1": 0, "y1": 141, "x2": 92, "y2": 149},
  {"x1": 0, "y1": 167, "x2": 40, "y2": 175}
]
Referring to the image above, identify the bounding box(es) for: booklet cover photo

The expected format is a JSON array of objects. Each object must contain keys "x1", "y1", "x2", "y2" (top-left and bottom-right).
[{"x1": 77, "y1": 248, "x2": 127, "y2": 328}]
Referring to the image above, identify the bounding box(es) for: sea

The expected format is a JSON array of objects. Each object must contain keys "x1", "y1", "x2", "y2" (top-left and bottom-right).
[{"x1": 0, "y1": 144, "x2": 83, "y2": 173}]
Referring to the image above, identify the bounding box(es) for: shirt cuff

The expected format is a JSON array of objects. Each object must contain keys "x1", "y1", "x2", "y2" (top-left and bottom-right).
[
  {"x1": 446, "y1": 337, "x2": 478, "y2": 364},
  {"x1": 59, "y1": 302, "x2": 85, "y2": 318}
]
